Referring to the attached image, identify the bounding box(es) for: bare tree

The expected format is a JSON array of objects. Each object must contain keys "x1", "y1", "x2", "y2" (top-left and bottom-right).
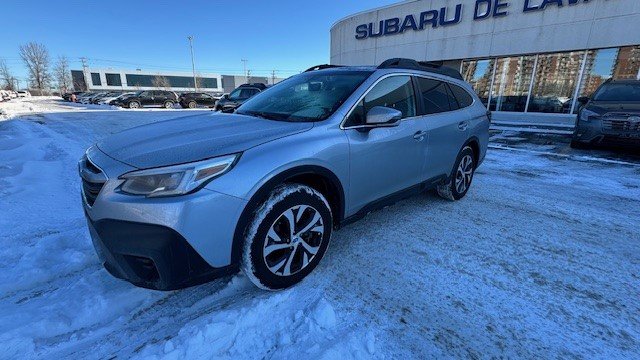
[
  {"x1": 0, "y1": 60, "x2": 15, "y2": 90},
  {"x1": 53, "y1": 56, "x2": 72, "y2": 93},
  {"x1": 19, "y1": 42, "x2": 51, "y2": 93},
  {"x1": 152, "y1": 75, "x2": 171, "y2": 89}
]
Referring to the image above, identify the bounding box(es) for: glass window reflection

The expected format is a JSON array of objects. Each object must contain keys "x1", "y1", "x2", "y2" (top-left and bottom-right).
[{"x1": 489, "y1": 56, "x2": 536, "y2": 112}]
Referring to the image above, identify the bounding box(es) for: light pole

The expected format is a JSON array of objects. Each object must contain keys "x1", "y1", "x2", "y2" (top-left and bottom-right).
[
  {"x1": 241, "y1": 59, "x2": 248, "y2": 84},
  {"x1": 188, "y1": 36, "x2": 198, "y2": 91}
]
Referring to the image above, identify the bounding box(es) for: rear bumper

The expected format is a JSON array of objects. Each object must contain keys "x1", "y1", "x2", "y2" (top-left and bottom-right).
[{"x1": 86, "y1": 217, "x2": 236, "y2": 290}]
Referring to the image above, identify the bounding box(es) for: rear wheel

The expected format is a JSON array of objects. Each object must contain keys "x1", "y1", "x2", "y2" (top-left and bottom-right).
[
  {"x1": 437, "y1": 146, "x2": 476, "y2": 201},
  {"x1": 241, "y1": 184, "x2": 333, "y2": 290},
  {"x1": 163, "y1": 101, "x2": 174, "y2": 109},
  {"x1": 188, "y1": 101, "x2": 197, "y2": 109}
]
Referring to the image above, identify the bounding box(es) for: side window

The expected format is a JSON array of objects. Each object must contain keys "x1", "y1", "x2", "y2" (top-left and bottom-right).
[
  {"x1": 345, "y1": 75, "x2": 416, "y2": 127},
  {"x1": 446, "y1": 84, "x2": 460, "y2": 111},
  {"x1": 416, "y1": 77, "x2": 452, "y2": 115},
  {"x1": 449, "y1": 84, "x2": 474, "y2": 108}
]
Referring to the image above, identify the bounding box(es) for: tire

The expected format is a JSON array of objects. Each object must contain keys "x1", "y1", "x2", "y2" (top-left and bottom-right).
[
  {"x1": 437, "y1": 146, "x2": 476, "y2": 201},
  {"x1": 128, "y1": 101, "x2": 140, "y2": 109},
  {"x1": 570, "y1": 139, "x2": 587, "y2": 149},
  {"x1": 241, "y1": 184, "x2": 333, "y2": 290},
  {"x1": 188, "y1": 101, "x2": 197, "y2": 109},
  {"x1": 164, "y1": 101, "x2": 174, "y2": 109}
]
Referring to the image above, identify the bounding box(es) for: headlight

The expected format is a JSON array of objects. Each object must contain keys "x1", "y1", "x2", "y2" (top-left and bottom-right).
[
  {"x1": 580, "y1": 109, "x2": 600, "y2": 122},
  {"x1": 119, "y1": 154, "x2": 239, "y2": 197}
]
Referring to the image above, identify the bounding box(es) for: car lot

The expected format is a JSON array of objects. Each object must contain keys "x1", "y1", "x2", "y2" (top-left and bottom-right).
[{"x1": 0, "y1": 98, "x2": 639, "y2": 358}]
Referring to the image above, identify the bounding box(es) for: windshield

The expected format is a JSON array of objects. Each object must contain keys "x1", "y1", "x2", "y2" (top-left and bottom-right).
[
  {"x1": 236, "y1": 70, "x2": 372, "y2": 122},
  {"x1": 593, "y1": 83, "x2": 640, "y2": 102}
]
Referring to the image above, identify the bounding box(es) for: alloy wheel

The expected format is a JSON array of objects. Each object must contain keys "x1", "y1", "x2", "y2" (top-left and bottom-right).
[
  {"x1": 455, "y1": 154, "x2": 473, "y2": 194},
  {"x1": 263, "y1": 205, "x2": 324, "y2": 277}
]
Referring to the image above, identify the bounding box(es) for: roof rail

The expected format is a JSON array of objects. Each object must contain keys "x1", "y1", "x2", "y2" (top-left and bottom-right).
[
  {"x1": 377, "y1": 58, "x2": 463, "y2": 80},
  {"x1": 304, "y1": 64, "x2": 343, "y2": 72}
]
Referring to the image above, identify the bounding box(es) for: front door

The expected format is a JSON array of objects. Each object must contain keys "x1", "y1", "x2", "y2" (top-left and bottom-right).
[{"x1": 344, "y1": 75, "x2": 428, "y2": 214}]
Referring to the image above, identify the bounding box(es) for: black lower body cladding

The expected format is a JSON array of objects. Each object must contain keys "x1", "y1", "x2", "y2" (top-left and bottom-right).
[{"x1": 86, "y1": 217, "x2": 236, "y2": 290}]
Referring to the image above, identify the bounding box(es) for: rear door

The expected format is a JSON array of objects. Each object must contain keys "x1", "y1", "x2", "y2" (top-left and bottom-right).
[
  {"x1": 153, "y1": 91, "x2": 167, "y2": 106},
  {"x1": 415, "y1": 77, "x2": 470, "y2": 179}
]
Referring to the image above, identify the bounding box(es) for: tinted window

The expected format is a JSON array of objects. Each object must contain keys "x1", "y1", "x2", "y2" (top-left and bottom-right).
[
  {"x1": 105, "y1": 73, "x2": 122, "y2": 86},
  {"x1": 417, "y1": 78, "x2": 452, "y2": 114},
  {"x1": 593, "y1": 83, "x2": 640, "y2": 102},
  {"x1": 91, "y1": 73, "x2": 101, "y2": 86},
  {"x1": 449, "y1": 84, "x2": 474, "y2": 108},
  {"x1": 346, "y1": 75, "x2": 416, "y2": 126}
]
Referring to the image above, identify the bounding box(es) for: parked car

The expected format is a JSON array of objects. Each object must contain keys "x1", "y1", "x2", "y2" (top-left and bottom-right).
[
  {"x1": 91, "y1": 92, "x2": 120, "y2": 104},
  {"x1": 106, "y1": 92, "x2": 135, "y2": 106},
  {"x1": 76, "y1": 92, "x2": 95, "y2": 103},
  {"x1": 112, "y1": 90, "x2": 178, "y2": 109},
  {"x1": 571, "y1": 79, "x2": 640, "y2": 148},
  {"x1": 98, "y1": 92, "x2": 126, "y2": 105},
  {"x1": 179, "y1": 92, "x2": 218, "y2": 108},
  {"x1": 0, "y1": 90, "x2": 10, "y2": 102},
  {"x1": 16, "y1": 90, "x2": 31, "y2": 98},
  {"x1": 9, "y1": 90, "x2": 18, "y2": 99},
  {"x1": 79, "y1": 58, "x2": 489, "y2": 291},
  {"x1": 215, "y1": 83, "x2": 267, "y2": 113}
]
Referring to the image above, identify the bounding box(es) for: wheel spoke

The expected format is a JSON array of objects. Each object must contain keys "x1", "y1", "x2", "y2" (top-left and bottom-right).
[
  {"x1": 267, "y1": 257, "x2": 287, "y2": 274},
  {"x1": 267, "y1": 227, "x2": 283, "y2": 243},
  {"x1": 299, "y1": 238, "x2": 319, "y2": 255},
  {"x1": 295, "y1": 210, "x2": 322, "y2": 237},
  {"x1": 282, "y1": 245, "x2": 297, "y2": 276},
  {"x1": 264, "y1": 242, "x2": 291, "y2": 256},
  {"x1": 282, "y1": 209, "x2": 296, "y2": 239},
  {"x1": 302, "y1": 252, "x2": 310, "y2": 269},
  {"x1": 295, "y1": 205, "x2": 308, "y2": 222}
]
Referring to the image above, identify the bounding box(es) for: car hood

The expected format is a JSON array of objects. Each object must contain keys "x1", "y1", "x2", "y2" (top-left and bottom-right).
[
  {"x1": 97, "y1": 113, "x2": 313, "y2": 169},
  {"x1": 589, "y1": 101, "x2": 640, "y2": 115}
]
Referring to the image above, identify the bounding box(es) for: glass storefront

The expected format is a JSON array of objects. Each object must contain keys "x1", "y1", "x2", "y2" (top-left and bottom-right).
[{"x1": 461, "y1": 45, "x2": 640, "y2": 115}]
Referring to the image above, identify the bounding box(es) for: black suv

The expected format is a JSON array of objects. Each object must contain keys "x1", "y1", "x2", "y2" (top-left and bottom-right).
[
  {"x1": 572, "y1": 79, "x2": 640, "y2": 148},
  {"x1": 215, "y1": 83, "x2": 267, "y2": 113},
  {"x1": 113, "y1": 90, "x2": 178, "y2": 109},
  {"x1": 179, "y1": 92, "x2": 218, "y2": 109}
]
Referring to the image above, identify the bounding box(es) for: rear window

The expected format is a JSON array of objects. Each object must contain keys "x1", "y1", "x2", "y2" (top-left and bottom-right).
[
  {"x1": 449, "y1": 84, "x2": 474, "y2": 108},
  {"x1": 593, "y1": 83, "x2": 640, "y2": 102}
]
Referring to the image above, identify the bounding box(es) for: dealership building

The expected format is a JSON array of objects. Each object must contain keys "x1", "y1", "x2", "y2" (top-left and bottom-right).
[
  {"x1": 70, "y1": 68, "x2": 282, "y2": 94},
  {"x1": 331, "y1": 0, "x2": 640, "y2": 123}
]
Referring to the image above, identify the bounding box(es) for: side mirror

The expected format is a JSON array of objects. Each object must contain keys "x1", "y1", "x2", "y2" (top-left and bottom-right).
[
  {"x1": 222, "y1": 94, "x2": 229, "y2": 99},
  {"x1": 365, "y1": 106, "x2": 402, "y2": 126},
  {"x1": 578, "y1": 96, "x2": 589, "y2": 104}
]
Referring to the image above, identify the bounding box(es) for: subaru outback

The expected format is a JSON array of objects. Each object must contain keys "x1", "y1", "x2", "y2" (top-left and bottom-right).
[{"x1": 79, "y1": 58, "x2": 490, "y2": 291}]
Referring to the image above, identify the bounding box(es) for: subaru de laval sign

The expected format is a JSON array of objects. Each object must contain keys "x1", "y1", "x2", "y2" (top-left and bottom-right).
[{"x1": 355, "y1": 0, "x2": 603, "y2": 39}]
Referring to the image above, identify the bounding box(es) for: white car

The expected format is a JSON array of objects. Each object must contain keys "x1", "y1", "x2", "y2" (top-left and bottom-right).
[
  {"x1": 99, "y1": 92, "x2": 132, "y2": 105},
  {"x1": 16, "y1": 90, "x2": 30, "y2": 98},
  {"x1": 0, "y1": 90, "x2": 9, "y2": 101}
]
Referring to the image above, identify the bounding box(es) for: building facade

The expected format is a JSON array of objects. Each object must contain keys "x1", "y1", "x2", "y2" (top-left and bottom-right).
[
  {"x1": 331, "y1": 0, "x2": 640, "y2": 122},
  {"x1": 71, "y1": 68, "x2": 282, "y2": 94}
]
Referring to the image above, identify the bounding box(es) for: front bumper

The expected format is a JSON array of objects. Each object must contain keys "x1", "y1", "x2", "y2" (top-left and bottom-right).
[
  {"x1": 81, "y1": 147, "x2": 248, "y2": 290},
  {"x1": 574, "y1": 118, "x2": 640, "y2": 147}
]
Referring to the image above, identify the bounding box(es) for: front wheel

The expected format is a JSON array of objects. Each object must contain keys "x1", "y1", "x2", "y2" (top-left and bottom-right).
[
  {"x1": 437, "y1": 146, "x2": 476, "y2": 201},
  {"x1": 241, "y1": 184, "x2": 333, "y2": 290},
  {"x1": 163, "y1": 101, "x2": 174, "y2": 109},
  {"x1": 128, "y1": 101, "x2": 140, "y2": 109},
  {"x1": 188, "y1": 101, "x2": 197, "y2": 109}
]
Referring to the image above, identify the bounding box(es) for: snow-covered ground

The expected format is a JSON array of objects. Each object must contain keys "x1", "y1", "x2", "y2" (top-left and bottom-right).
[{"x1": 1, "y1": 98, "x2": 639, "y2": 359}]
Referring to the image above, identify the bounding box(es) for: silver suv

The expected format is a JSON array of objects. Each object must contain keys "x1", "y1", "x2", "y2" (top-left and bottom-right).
[{"x1": 79, "y1": 59, "x2": 490, "y2": 291}]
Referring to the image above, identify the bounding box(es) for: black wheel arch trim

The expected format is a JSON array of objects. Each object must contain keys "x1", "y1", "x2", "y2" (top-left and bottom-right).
[{"x1": 230, "y1": 165, "x2": 345, "y2": 265}]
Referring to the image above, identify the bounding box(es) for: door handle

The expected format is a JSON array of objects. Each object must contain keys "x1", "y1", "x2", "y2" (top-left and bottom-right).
[
  {"x1": 458, "y1": 121, "x2": 468, "y2": 131},
  {"x1": 413, "y1": 130, "x2": 427, "y2": 141}
]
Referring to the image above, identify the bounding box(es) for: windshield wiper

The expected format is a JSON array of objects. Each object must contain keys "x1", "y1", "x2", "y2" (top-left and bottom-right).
[{"x1": 241, "y1": 110, "x2": 287, "y2": 121}]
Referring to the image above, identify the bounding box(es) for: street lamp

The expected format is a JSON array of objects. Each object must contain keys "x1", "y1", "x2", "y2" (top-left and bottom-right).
[
  {"x1": 241, "y1": 59, "x2": 248, "y2": 84},
  {"x1": 188, "y1": 36, "x2": 198, "y2": 91}
]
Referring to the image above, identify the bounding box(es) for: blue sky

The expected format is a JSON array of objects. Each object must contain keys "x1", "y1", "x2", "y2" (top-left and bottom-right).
[{"x1": 0, "y1": 0, "x2": 397, "y2": 84}]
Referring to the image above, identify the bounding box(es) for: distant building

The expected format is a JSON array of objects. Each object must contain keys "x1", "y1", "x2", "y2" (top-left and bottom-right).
[
  {"x1": 331, "y1": 0, "x2": 640, "y2": 122},
  {"x1": 71, "y1": 68, "x2": 284, "y2": 93}
]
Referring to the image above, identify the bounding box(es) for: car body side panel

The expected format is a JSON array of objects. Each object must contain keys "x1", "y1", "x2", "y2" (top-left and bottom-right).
[{"x1": 204, "y1": 122, "x2": 351, "y2": 215}]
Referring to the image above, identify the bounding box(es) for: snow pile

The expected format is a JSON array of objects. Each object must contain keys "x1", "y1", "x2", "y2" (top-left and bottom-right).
[{"x1": 135, "y1": 277, "x2": 375, "y2": 360}]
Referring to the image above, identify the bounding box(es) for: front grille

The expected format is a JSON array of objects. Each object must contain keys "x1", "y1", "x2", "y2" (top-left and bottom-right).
[
  {"x1": 82, "y1": 178, "x2": 105, "y2": 206},
  {"x1": 602, "y1": 118, "x2": 640, "y2": 133},
  {"x1": 79, "y1": 156, "x2": 106, "y2": 206}
]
